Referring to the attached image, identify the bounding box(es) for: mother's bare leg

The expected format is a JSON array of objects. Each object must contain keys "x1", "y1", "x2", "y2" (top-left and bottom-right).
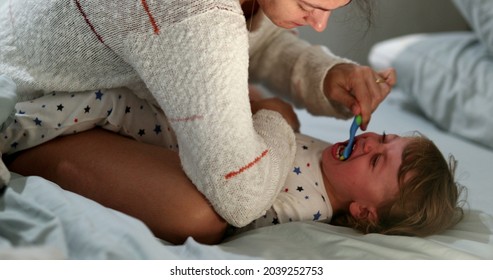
[{"x1": 7, "y1": 128, "x2": 227, "y2": 245}]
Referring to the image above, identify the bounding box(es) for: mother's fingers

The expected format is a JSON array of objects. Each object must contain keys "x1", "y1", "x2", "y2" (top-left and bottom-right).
[
  {"x1": 325, "y1": 87, "x2": 359, "y2": 115},
  {"x1": 323, "y1": 64, "x2": 395, "y2": 130},
  {"x1": 370, "y1": 76, "x2": 391, "y2": 107},
  {"x1": 377, "y1": 68, "x2": 397, "y2": 86},
  {"x1": 353, "y1": 72, "x2": 394, "y2": 130}
]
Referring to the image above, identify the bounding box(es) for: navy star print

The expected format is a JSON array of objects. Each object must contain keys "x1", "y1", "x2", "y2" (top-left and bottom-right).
[
  {"x1": 293, "y1": 166, "x2": 301, "y2": 175},
  {"x1": 95, "y1": 90, "x2": 104, "y2": 100},
  {"x1": 154, "y1": 125, "x2": 162, "y2": 135},
  {"x1": 1, "y1": 88, "x2": 180, "y2": 185},
  {"x1": 33, "y1": 117, "x2": 42, "y2": 126}
]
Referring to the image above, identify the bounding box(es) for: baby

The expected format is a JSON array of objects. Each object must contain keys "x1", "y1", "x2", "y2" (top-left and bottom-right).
[
  {"x1": 0, "y1": 86, "x2": 466, "y2": 238},
  {"x1": 233, "y1": 129, "x2": 465, "y2": 237}
]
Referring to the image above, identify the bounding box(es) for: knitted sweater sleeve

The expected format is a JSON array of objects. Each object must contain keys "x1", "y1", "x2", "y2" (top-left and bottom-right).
[
  {"x1": 249, "y1": 14, "x2": 355, "y2": 119},
  {"x1": 103, "y1": 7, "x2": 295, "y2": 227}
]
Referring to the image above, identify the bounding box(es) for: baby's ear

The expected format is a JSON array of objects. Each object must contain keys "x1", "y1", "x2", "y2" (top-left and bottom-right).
[{"x1": 349, "y1": 202, "x2": 378, "y2": 222}]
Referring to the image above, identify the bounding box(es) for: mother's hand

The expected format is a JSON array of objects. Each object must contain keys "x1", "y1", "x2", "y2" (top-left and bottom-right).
[{"x1": 323, "y1": 63, "x2": 396, "y2": 130}]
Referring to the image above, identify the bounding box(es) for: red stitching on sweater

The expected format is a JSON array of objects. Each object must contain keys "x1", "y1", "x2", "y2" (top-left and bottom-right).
[
  {"x1": 169, "y1": 115, "x2": 204, "y2": 122},
  {"x1": 225, "y1": 149, "x2": 269, "y2": 179},
  {"x1": 140, "y1": 0, "x2": 160, "y2": 35},
  {"x1": 74, "y1": 0, "x2": 108, "y2": 48}
]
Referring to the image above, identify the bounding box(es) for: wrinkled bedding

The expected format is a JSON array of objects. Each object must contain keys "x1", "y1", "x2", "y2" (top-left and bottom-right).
[{"x1": 1, "y1": 87, "x2": 492, "y2": 259}]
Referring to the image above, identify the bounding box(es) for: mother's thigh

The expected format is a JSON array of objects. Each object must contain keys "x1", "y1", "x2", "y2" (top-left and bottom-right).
[{"x1": 7, "y1": 128, "x2": 227, "y2": 244}]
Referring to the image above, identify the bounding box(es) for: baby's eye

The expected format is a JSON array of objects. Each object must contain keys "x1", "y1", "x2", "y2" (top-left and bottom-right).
[
  {"x1": 382, "y1": 131, "x2": 387, "y2": 143},
  {"x1": 298, "y1": 3, "x2": 314, "y2": 12},
  {"x1": 371, "y1": 154, "x2": 382, "y2": 167}
]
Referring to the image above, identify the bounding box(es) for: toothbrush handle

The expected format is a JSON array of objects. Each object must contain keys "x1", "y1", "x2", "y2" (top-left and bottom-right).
[
  {"x1": 342, "y1": 115, "x2": 362, "y2": 159},
  {"x1": 349, "y1": 115, "x2": 361, "y2": 136}
]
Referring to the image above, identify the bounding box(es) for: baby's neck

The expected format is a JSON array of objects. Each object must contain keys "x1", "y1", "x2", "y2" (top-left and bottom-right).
[{"x1": 320, "y1": 162, "x2": 349, "y2": 215}]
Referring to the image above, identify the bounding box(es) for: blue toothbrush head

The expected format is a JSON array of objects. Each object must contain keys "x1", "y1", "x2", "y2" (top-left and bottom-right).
[{"x1": 339, "y1": 115, "x2": 362, "y2": 161}]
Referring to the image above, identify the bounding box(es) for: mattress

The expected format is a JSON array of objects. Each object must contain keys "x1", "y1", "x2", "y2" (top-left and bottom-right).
[{"x1": 1, "y1": 87, "x2": 492, "y2": 260}]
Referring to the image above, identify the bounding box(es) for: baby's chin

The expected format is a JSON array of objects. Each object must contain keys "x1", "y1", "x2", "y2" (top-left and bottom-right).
[{"x1": 321, "y1": 144, "x2": 335, "y2": 167}]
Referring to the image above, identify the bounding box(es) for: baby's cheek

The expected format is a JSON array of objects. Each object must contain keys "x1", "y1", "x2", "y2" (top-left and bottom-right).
[{"x1": 347, "y1": 177, "x2": 360, "y2": 189}]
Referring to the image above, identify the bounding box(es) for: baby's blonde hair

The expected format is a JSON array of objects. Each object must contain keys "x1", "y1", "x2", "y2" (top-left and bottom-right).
[{"x1": 332, "y1": 134, "x2": 466, "y2": 237}]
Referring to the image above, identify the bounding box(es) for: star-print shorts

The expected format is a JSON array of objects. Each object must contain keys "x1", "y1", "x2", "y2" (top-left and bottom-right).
[{"x1": 0, "y1": 88, "x2": 178, "y2": 155}]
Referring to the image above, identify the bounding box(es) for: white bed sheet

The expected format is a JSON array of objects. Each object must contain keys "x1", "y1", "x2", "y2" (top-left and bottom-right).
[{"x1": 1, "y1": 88, "x2": 492, "y2": 259}]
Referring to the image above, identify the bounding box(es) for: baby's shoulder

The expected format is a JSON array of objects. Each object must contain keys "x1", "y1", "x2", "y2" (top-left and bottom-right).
[{"x1": 295, "y1": 133, "x2": 331, "y2": 151}]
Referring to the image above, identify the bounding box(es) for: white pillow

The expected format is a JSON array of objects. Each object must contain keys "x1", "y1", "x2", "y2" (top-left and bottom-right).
[
  {"x1": 453, "y1": 0, "x2": 493, "y2": 54},
  {"x1": 369, "y1": 32, "x2": 493, "y2": 149}
]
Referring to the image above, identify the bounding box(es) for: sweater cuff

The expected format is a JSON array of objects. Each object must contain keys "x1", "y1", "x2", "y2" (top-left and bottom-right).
[{"x1": 251, "y1": 109, "x2": 296, "y2": 210}]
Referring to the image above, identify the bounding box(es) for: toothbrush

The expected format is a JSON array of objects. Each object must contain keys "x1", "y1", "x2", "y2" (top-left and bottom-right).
[{"x1": 340, "y1": 115, "x2": 362, "y2": 161}]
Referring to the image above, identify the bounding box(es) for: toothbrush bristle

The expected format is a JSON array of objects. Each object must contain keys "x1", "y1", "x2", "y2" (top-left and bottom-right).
[{"x1": 355, "y1": 115, "x2": 362, "y2": 125}]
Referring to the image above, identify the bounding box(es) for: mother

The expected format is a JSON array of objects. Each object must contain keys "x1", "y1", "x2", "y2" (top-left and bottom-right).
[{"x1": 0, "y1": 0, "x2": 395, "y2": 243}]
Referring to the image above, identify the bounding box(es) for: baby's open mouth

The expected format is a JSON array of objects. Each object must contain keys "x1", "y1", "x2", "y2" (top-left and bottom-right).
[
  {"x1": 336, "y1": 144, "x2": 346, "y2": 158},
  {"x1": 335, "y1": 140, "x2": 357, "y2": 159}
]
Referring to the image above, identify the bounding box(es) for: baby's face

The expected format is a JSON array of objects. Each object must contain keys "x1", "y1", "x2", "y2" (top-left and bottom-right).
[{"x1": 321, "y1": 132, "x2": 411, "y2": 208}]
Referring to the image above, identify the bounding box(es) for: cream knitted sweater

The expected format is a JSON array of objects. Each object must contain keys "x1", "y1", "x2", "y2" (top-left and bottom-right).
[{"x1": 0, "y1": 0, "x2": 352, "y2": 227}]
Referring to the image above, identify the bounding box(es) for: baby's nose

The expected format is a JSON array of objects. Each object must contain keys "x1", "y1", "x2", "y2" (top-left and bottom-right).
[{"x1": 363, "y1": 138, "x2": 379, "y2": 153}]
